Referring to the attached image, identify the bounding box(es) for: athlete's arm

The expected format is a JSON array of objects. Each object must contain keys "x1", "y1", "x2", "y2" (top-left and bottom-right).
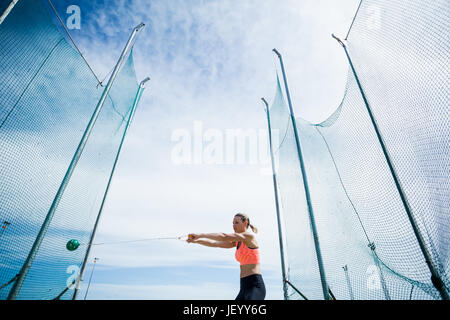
[
  {"x1": 215, "y1": 241, "x2": 236, "y2": 248},
  {"x1": 192, "y1": 232, "x2": 254, "y2": 243},
  {"x1": 188, "y1": 239, "x2": 235, "y2": 249}
]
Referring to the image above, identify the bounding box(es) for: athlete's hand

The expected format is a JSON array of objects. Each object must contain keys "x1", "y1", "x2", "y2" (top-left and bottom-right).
[
  {"x1": 188, "y1": 233, "x2": 200, "y2": 241},
  {"x1": 186, "y1": 234, "x2": 197, "y2": 243}
]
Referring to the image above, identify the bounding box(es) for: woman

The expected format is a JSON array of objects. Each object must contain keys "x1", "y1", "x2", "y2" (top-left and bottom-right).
[{"x1": 187, "y1": 213, "x2": 266, "y2": 300}]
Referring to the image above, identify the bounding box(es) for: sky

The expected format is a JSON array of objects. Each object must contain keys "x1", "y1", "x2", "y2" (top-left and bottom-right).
[{"x1": 44, "y1": 0, "x2": 361, "y2": 300}]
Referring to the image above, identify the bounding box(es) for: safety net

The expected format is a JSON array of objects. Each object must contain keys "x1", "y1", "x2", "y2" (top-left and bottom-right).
[
  {"x1": 268, "y1": 0, "x2": 449, "y2": 300},
  {"x1": 0, "y1": 0, "x2": 139, "y2": 300}
]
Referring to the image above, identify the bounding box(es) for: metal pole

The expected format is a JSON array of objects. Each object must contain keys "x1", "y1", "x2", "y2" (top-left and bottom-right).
[
  {"x1": 342, "y1": 265, "x2": 355, "y2": 300},
  {"x1": 409, "y1": 284, "x2": 414, "y2": 300},
  {"x1": 328, "y1": 288, "x2": 336, "y2": 300},
  {"x1": 53, "y1": 280, "x2": 75, "y2": 300},
  {"x1": 261, "y1": 97, "x2": 289, "y2": 301},
  {"x1": 84, "y1": 257, "x2": 99, "y2": 300},
  {"x1": 272, "y1": 48, "x2": 330, "y2": 300},
  {"x1": 73, "y1": 77, "x2": 150, "y2": 300},
  {"x1": 7, "y1": 23, "x2": 145, "y2": 300},
  {"x1": 0, "y1": 0, "x2": 19, "y2": 25},
  {"x1": 332, "y1": 33, "x2": 449, "y2": 300},
  {"x1": 285, "y1": 279, "x2": 308, "y2": 300}
]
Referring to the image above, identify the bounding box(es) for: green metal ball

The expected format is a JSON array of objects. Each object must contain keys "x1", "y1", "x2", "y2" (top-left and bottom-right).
[{"x1": 66, "y1": 239, "x2": 80, "y2": 251}]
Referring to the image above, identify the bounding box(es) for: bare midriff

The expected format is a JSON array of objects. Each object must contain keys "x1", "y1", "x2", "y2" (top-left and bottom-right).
[
  {"x1": 238, "y1": 239, "x2": 261, "y2": 278},
  {"x1": 240, "y1": 263, "x2": 261, "y2": 278}
]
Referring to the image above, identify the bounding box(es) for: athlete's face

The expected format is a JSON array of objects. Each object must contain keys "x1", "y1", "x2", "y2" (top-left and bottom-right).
[{"x1": 233, "y1": 216, "x2": 247, "y2": 233}]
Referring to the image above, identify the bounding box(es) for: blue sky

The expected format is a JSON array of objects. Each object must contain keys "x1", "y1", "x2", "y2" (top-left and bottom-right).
[{"x1": 42, "y1": 0, "x2": 361, "y2": 300}]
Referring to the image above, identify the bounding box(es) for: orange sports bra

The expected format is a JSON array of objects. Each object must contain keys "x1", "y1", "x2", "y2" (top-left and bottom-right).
[{"x1": 235, "y1": 241, "x2": 260, "y2": 265}]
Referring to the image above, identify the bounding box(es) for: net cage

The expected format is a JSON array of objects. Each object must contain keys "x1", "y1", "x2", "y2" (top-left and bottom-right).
[
  {"x1": 268, "y1": 0, "x2": 449, "y2": 300},
  {"x1": 0, "y1": 0, "x2": 140, "y2": 299}
]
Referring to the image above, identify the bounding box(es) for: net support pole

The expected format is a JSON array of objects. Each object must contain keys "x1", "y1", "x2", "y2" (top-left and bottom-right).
[
  {"x1": 342, "y1": 265, "x2": 355, "y2": 300},
  {"x1": 272, "y1": 48, "x2": 330, "y2": 300},
  {"x1": 0, "y1": 0, "x2": 19, "y2": 25},
  {"x1": 332, "y1": 33, "x2": 449, "y2": 300},
  {"x1": 72, "y1": 77, "x2": 150, "y2": 300},
  {"x1": 261, "y1": 97, "x2": 289, "y2": 301},
  {"x1": 285, "y1": 279, "x2": 308, "y2": 300},
  {"x1": 83, "y1": 257, "x2": 99, "y2": 300},
  {"x1": 7, "y1": 23, "x2": 145, "y2": 300}
]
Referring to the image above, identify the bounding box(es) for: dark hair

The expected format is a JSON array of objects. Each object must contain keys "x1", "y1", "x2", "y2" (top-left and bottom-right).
[{"x1": 234, "y1": 213, "x2": 258, "y2": 234}]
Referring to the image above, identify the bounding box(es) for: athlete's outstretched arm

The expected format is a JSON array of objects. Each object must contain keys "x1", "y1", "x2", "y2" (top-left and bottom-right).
[
  {"x1": 188, "y1": 238, "x2": 235, "y2": 249},
  {"x1": 189, "y1": 232, "x2": 253, "y2": 243}
]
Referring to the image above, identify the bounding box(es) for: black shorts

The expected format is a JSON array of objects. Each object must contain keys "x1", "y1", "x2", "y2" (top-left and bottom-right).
[{"x1": 235, "y1": 274, "x2": 266, "y2": 300}]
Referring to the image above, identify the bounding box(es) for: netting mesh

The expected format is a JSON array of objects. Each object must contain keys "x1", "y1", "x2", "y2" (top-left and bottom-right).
[
  {"x1": 0, "y1": 0, "x2": 139, "y2": 300},
  {"x1": 269, "y1": 0, "x2": 449, "y2": 300},
  {"x1": 0, "y1": 1, "x2": 9, "y2": 17},
  {"x1": 269, "y1": 76, "x2": 325, "y2": 300}
]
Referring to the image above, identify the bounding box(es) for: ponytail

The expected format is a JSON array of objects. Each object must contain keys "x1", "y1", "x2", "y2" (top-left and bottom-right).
[{"x1": 249, "y1": 223, "x2": 258, "y2": 234}]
